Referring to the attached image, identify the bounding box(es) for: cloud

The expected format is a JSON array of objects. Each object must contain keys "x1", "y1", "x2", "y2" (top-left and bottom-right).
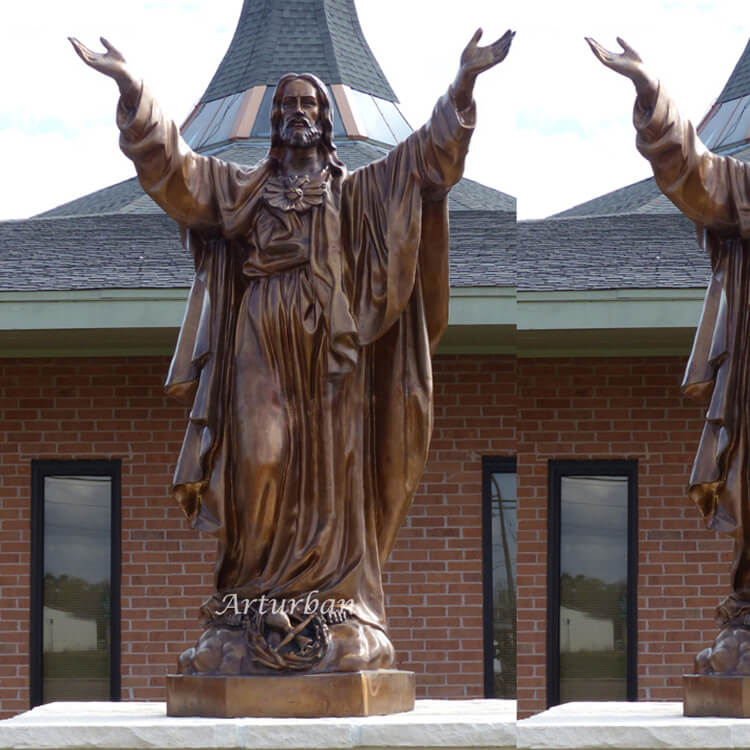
[{"x1": 0, "y1": 127, "x2": 133, "y2": 220}]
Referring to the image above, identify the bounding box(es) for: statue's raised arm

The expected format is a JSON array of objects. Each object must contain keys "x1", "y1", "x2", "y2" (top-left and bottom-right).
[
  {"x1": 586, "y1": 36, "x2": 741, "y2": 232},
  {"x1": 452, "y1": 28, "x2": 515, "y2": 110},
  {"x1": 588, "y1": 36, "x2": 750, "y2": 689},
  {"x1": 70, "y1": 37, "x2": 230, "y2": 229}
]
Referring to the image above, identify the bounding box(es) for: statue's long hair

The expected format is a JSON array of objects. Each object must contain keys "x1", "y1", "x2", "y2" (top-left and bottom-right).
[{"x1": 268, "y1": 73, "x2": 345, "y2": 176}]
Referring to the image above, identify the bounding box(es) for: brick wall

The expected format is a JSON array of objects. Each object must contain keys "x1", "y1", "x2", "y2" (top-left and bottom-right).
[
  {"x1": 0, "y1": 353, "x2": 516, "y2": 717},
  {"x1": 516, "y1": 356, "x2": 733, "y2": 718},
  {"x1": 0, "y1": 357, "x2": 214, "y2": 717},
  {"x1": 383, "y1": 354, "x2": 517, "y2": 697},
  {"x1": 1, "y1": 353, "x2": 733, "y2": 719}
]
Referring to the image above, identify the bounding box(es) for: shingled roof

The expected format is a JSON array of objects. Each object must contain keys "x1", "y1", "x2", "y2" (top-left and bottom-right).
[
  {"x1": 13, "y1": 4, "x2": 731, "y2": 306},
  {"x1": 38, "y1": 140, "x2": 515, "y2": 219},
  {"x1": 200, "y1": 0, "x2": 396, "y2": 103},
  {"x1": 0, "y1": 210, "x2": 517, "y2": 292},
  {"x1": 0, "y1": 210, "x2": 708, "y2": 294},
  {"x1": 551, "y1": 177, "x2": 665, "y2": 219},
  {"x1": 4, "y1": 0, "x2": 515, "y2": 297},
  {"x1": 717, "y1": 38, "x2": 750, "y2": 103},
  {"x1": 35, "y1": 0, "x2": 513, "y2": 228},
  {"x1": 518, "y1": 214, "x2": 709, "y2": 291}
]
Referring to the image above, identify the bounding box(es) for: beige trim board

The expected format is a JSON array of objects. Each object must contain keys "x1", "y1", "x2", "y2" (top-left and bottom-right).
[
  {"x1": 516, "y1": 288, "x2": 706, "y2": 331},
  {"x1": 0, "y1": 286, "x2": 707, "y2": 358},
  {"x1": 231, "y1": 86, "x2": 266, "y2": 140},
  {"x1": 331, "y1": 84, "x2": 366, "y2": 138},
  {"x1": 0, "y1": 289, "x2": 189, "y2": 333}
]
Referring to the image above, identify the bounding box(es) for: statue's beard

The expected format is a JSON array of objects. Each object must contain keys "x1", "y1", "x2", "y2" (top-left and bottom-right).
[{"x1": 281, "y1": 117, "x2": 323, "y2": 148}]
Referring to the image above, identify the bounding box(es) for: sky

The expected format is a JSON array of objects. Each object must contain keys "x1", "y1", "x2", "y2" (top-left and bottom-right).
[{"x1": 0, "y1": 0, "x2": 747, "y2": 221}]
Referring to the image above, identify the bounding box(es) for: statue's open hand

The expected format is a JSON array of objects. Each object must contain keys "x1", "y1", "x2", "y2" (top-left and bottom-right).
[
  {"x1": 585, "y1": 36, "x2": 658, "y2": 105},
  {"x1": 585, "y1": 37, "x2": 644, "y2": 80},
  {"x1": 69, "y1": 36, "x2": 129, "y2": 82},
  {"x1": 453, "y1": 28, "x2": 515, "y2": 111},
  {"x1": 460, "y1": 28, "x2": 515, "y2": 77}
]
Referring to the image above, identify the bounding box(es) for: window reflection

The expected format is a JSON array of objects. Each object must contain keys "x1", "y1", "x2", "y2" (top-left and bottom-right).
[
  {"x1": 559, "y1": 475, "x2": 628, "y2": 702},
  {"x1": 490, "y1": 471, "x2": 517, "y2": 699},
  {"x1": 700, "y1": 99, "x2": 740, "y2": 149},
  {"x1": 713, "y1": 95, "x2": 750, "y2": 149},
  {"x1": 43, "y1": 476, "x2": 111, "y2": 702},
  {"x1": 348, "y1": 89, "x2": 397, "y2": 145},
  {"x1": 373, "y1": 99, "x2": 413, "y2": 142},
  {"x1": 182, "y1": 98, "x2": 222, "y2": 147},
  {"x1": 197, "y1": 93, "x2": 244, "y2": 147}
]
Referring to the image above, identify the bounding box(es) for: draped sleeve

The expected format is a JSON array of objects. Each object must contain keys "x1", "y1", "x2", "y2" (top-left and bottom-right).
[
  {"x1": 332, "y1": 90, "x2": 475, "y2": 560},
  {"x1": 634, "y1": 83, "x2": 750, "y2": 237},
  {"x1": 635, "y1": 83, "x2": 750, "y2": 534},
  {"x1": 117, "y1": 80, "x2": 264, "y2": 237},
  {"x1": 115, "y1": 81, "x2": 272, "y2": 530},
  {"x1": 340, "y1": 89, "x2": 474, "y2": 345}
]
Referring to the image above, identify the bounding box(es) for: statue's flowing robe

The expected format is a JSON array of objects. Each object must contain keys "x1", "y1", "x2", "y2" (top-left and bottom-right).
[
  {"x1": 634, "y1": 85, "x2": 750, "y2": 602},
  {"x1": 117, "y1": 82, "x2": 473, "y2": 633}
]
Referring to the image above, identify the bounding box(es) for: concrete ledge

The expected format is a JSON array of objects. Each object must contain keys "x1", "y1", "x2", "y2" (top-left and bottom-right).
[
  {"x1": 517, "y1": 701, "x2": 750, "y2": 749},
  {"x1": 0, "y1": 699, "x2": 516, "y2": 750}
]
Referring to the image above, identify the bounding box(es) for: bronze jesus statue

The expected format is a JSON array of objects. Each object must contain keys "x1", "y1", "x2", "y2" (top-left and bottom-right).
[
  {"x1": 71, "y1": 29, "x2": 514, "y2": 679},
  {"x1": 589, "y1": 37, "x2": 750, "y2": 679}
]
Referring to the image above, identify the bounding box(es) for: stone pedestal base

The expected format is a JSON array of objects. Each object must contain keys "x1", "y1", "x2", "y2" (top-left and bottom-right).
[
  {"x1": 166, "y1": 669, "x2": 415, "y2": 718},
  {"x1": 683, "y1": 674, "x2": 750, "y2": 717},
  {"x1": 516, "y1": 701, "x2": 750, "y2": 749},
  {"x1": 0, "y1": 699, "x2": 517, "y2": 750}
]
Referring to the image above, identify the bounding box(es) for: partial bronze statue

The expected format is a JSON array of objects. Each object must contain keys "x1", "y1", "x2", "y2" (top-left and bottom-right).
[
  {"x1": 71, "y1": 28, "x2": 513, "y2": 691},
  {"x1": 589, "y1": 37, "x2": 750, "y2": 710}
]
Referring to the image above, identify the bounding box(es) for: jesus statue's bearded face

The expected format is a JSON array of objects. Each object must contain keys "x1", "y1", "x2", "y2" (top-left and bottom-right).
[{"x1": 279, "y1": 78, "x2": 323, "y2": 148}]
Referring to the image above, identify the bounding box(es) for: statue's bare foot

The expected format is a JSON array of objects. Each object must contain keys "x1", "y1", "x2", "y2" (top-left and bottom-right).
[
  {"x1": 314, "y1": 620, "x2": 396, "y2": 672},
  {"x1": 177, "y1": 594, "x2": 395, "y2": 675}
]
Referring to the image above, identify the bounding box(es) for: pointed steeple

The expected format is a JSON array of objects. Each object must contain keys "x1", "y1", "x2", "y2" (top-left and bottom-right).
[
  {"x1": 698, "y1": 38, "x2": 750, "y2": 152},
  {"x1": 717, "y1": 39, "x2": 750, "y2": 104},
  {"x1": 200, "y1": 0, "x2": 395, "y2": 103},
  {"x1": 181, "y1": 0, "x2": 412, "y2": 151},
  {"x1": 36, "y1": 0, "x2": 515, "y2": 219}
]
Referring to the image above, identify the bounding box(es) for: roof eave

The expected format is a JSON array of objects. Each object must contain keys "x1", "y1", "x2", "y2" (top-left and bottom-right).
[{"x1": 0, "y1": 286, "x2": 705, "y2": 358}]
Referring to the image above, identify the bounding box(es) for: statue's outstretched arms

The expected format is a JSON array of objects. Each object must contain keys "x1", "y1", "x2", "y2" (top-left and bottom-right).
[
  {"x1": 70, "y1": 37, "x2": 224, "y2": 228},
  {"x1": 587, "y1": 37, "x2": 742, "y2": 232}
]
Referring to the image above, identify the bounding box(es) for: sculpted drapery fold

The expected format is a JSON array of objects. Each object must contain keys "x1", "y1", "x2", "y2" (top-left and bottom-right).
[
  {"x1": 117, "y1": 79, "x2": 473, "y2": 662},
  {"x1": 634, "y1": 85, "x2": 750, "y2": 600}
]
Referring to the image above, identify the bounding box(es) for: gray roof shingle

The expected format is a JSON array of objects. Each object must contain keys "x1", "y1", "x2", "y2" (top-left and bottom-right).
[
  {"x1": 2, "y1": 208, "x2": 515, "y2": 292},
  {"x1": 518, "y1": 214, "x2": 709, "y2": 291},
  {"x1": 550, "y1": 177, "x2": 664, "y2": 219},
  {"x1": 0, "y1": 214, "x2": 190, "y2": 291},
  {"x1": 39, "y1": 140, "x2": 515, "y2": 218},
  {"x1": 200, "y1": 0, "x2": 396, "y2": 103},
  {"x1": 4, "y1": 212, "x2": 707, "y2": 295},
  {"x1": 449, "y1": 211, "x2": 515, "y2": 287},
  {"x1": 718, "y1": 39, "x2": 750, "y2": 103}
]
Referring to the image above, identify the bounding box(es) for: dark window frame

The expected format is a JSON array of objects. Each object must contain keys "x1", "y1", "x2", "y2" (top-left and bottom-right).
[
  {"x1": 482, "y1": 455, "x2": 517, "y2": 698},
  {"x1": 30, "y1": 459, "x2": 121, "y2": 707},
  {"x1": 546, "y1": 459, "x2": 638, "y2": 707}
]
